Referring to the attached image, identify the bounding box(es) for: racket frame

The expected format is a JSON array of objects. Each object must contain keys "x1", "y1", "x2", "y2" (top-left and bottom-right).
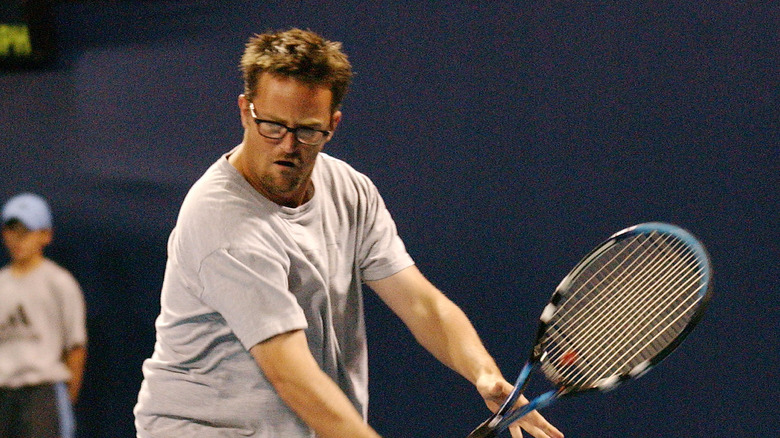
[{"x1": 466, "y1": 222, "x2": 713, "y2": 438}]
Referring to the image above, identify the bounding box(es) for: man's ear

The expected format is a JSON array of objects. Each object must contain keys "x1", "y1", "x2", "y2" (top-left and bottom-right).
[
  {"x1": 330, "y1": 110, "x2": 342, "y2": 132},
  {"x1": 39, "y1": 229, "x2": 53, "y2": 247},
  {"x1": 238, "y1": 94, "x2": 251, "y2": 129}
]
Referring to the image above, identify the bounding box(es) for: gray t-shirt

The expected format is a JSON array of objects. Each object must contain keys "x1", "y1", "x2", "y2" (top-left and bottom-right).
[
  {"x1": 0, "y1": 259, "x2": 87, "y2": 388},
  {"x1": 134, "y1": 152, "x2": 414, "y2": 437}
]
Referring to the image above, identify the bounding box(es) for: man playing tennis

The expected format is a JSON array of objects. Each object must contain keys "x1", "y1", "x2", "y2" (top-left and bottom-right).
[{"x1": 133, "y1": 28, "x2": 563, "y2": 438}]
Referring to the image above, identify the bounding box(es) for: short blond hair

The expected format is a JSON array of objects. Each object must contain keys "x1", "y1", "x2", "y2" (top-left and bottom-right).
[{"x1": 240, "y1": 28, "x2": 353, "y2": 112}]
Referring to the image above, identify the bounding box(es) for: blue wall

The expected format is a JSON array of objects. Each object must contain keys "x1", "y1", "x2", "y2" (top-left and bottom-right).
[{"x1": 1, "y1": 1, "x2": 776, "y2": 437}]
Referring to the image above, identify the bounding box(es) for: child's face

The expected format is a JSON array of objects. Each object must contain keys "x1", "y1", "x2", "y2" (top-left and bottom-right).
[{"x1": 1, "y1": 222, "x2": 52, "y2": 263}]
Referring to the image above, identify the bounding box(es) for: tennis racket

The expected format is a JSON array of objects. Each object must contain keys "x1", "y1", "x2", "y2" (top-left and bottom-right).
[{"x1": 467, "y1": 222, "x2": 713, "y2": 437}]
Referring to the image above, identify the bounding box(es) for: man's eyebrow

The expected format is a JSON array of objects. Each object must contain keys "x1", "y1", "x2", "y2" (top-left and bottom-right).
[{"x1": 257, "y1": 115, "x2": 329, "y2": 129}]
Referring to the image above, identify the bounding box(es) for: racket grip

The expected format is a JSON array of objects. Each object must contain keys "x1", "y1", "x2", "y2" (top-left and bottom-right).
[{"x1": 465, "y1": 420, "x2": 498, "y2": 438}]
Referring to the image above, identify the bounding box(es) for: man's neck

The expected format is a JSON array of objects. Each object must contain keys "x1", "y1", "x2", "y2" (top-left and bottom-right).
[{"x1": 10, "y1": 255, "x2": 45, "y2": 276}]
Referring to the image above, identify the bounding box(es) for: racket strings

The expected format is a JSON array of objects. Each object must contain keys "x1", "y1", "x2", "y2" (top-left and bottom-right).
[
  {"x1": 545, "y1": 234, "x2": 699, "y2": 383},
  {"x1": 547, "y1": 233, "x2": 661, "y2": 337},
  {"x1": 573, "y1": 261, "x2": 702, "y2": 386},
  {"x1": 545, "y1": 264, "x2": 699, "y2": 386},
  {"x1": 566, "y1": 235, "x2": 696, "y2": 363},
  {"x1": 545, "y1": 233, "x2": 675, "y2": 352},
  {"x1": 546, "y1": 235, "x2": 703, "y2": 386},
  {"x1": 541, "y1": 234, "x2": 682, "y2": 384},
  {"x1": 540, "y1": 232, "x2": 706, "y2": 388}
]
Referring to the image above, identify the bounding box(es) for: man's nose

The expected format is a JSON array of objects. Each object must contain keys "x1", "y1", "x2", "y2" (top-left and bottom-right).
[{"x1": 277, "y1": 131, "x2": 300, "y2": 153}]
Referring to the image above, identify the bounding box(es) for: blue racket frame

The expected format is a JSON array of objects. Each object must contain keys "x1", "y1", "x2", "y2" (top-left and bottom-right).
[{"x1": 466, "y1": 222, "x2": 713, "y2": 438}]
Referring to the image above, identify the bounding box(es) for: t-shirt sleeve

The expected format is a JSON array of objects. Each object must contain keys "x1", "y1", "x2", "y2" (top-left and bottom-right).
[
  {"x1": 356, "y1": 182, "x2": 415, "y2": 282},
  {"x1": 197, "y1": 247, "x2": 308, "y2": 350},
  {"x1": 56, "y1": 270, "x2": 87, "y2": 349}
]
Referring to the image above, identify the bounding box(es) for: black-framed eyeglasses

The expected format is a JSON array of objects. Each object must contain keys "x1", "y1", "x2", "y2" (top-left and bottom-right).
[{"x1": 249, "y1": 103, "x2": 331, "y2": 146}]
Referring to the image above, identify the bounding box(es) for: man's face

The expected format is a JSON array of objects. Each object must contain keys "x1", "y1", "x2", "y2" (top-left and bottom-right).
[
  {"x1": 235, "y1": 73, "x2": 341, "y2": 207},
  {"x1": 1, "y1": 222, "x2": 51, "y2": 263}
]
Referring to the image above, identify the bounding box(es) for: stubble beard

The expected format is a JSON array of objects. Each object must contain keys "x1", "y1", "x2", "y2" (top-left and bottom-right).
[{"x1": 260, "y1": 163, "x2": 313, "y2": 202}]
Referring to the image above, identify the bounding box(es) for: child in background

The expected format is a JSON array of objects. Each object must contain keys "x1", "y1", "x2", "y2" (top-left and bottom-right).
[{"x1": 0, "y1": 193, "x2": 87, "y2": 438}]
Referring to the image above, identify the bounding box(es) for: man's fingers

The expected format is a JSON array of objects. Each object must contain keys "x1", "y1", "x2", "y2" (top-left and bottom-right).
[
  {"x1": 509, "y1": 423, "x2": 525, "y2": 438},
  {"x1": 515, "y1": 411, "x2": 564, "y2": 438}
]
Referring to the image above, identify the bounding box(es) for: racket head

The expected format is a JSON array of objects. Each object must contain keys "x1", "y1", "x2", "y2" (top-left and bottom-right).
[{"x1": 532, "y1": 222, "x2": 713, "y2": 396}]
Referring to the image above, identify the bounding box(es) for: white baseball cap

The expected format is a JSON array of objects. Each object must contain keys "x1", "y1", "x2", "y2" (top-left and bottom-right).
[{"x1": 1, "y1": 193, "x2": 53, "y2": 230}]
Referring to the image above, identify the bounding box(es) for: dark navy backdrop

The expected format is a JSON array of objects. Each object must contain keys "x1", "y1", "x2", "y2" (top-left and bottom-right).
[{"x1": 1, "y1": 1, "x2": 776, "y2": 437}]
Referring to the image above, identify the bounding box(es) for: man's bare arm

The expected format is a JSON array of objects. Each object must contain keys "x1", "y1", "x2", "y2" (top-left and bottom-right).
[
  {"x1": 250, "y1": 330, "x2": 382, "y2": 438},
  {"x1": 64, "y1": 345, "x2": 87, "y2": 403}
]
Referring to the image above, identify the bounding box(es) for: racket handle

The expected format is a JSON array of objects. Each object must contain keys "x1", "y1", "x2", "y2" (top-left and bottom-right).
[
  {"x1": 466, "y1": 411, "x2": 502, "y2": 438},
  {"x1": 466, "y1": 363, "x2": 535, "y2": 437},
  {"x1": 465, "y1": 420, "x2": 498, "y2": 438}
]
